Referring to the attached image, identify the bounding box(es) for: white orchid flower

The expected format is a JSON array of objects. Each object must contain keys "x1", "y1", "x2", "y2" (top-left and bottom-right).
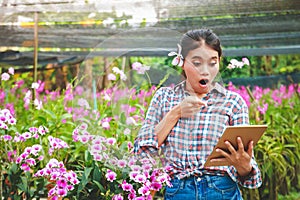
[
  {"x1": 168, "y1": 44, "x2": 184, "y2": 67},
  {"x1": 242, "y1": 57, "x2": 250, "y2": 66}
]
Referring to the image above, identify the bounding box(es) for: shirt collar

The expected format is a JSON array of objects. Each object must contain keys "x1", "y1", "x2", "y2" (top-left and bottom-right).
[
  {"x1": 173, "y1": 81, "x2": 226, "y2": 96},
  {"x1": 211, "y1": 82, "x2": 226, "y2": 96}
]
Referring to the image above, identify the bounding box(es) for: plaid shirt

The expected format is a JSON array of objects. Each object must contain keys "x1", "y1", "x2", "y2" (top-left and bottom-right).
[{"x1": 134, "y1": 81, "x2": 262, "y2": 189}]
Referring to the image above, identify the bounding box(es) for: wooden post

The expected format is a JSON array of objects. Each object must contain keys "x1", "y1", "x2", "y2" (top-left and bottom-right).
[
  {"x1": 32, "y1": 12, "x2": 38, "y2": 103},
  {"x1": 102, "y1": 57, "x2": 109, "y2": 89},
  {"x1": 83, "y1": 58, "x2": 93, "y2": 93}
]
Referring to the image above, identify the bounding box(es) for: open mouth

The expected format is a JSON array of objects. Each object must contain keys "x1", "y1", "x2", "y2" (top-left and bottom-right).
[{"x1": 199, "y1": 79, "x2": 209, "y2": 85}]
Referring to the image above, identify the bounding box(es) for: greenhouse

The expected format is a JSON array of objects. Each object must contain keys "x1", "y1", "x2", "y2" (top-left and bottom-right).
[{"x1": 0, "y1": 0, "x2": 299, "y2": 200}]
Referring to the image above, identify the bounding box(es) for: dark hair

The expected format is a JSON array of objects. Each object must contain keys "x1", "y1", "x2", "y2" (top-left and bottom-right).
[{"x1": 180, "y1": 29, "x2": 222, "y2": 59}]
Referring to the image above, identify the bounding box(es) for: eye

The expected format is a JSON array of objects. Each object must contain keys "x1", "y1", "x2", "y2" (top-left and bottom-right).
[
  {"x1": 210, "y1": 62, "x2": 217, "y2": 67},
  {"x1": 192, "y1": 61, "x2": 202, "y2": 67}
]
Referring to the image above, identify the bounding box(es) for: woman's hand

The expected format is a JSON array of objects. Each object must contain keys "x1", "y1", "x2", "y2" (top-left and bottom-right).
[
  {"x1": 155, "y1": 95, "x2": 206, "y2": 146},
  {"x1": 179, "y1": 96, "x2": 207, "y2": 118},
  {"x1": 210, "y1": 137, "x2": 253, "y2": 177}
]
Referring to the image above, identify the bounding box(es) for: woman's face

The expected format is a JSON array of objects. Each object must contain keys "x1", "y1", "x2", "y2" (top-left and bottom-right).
[{"x1": 183, "y1": 43, "x2": 220, "y2": 95}]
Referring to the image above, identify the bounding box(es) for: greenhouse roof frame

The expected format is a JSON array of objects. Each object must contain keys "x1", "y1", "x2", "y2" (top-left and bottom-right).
[{"x1": 0, "y1": 0, "x2": 299, "y2": 66}]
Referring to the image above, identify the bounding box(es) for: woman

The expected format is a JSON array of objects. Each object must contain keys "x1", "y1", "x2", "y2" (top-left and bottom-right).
[{"x1": 134, "y1": 29, "x2": 262, "y2": 200}]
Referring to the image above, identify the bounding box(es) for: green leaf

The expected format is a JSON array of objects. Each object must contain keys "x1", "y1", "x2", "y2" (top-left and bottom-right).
[
  {"x1": 92, "y1": 180, "x2": 106, "y2": 193},
  {"x1": 11, "y1": 163, "x2": 18, "y2": 174},
  {"x1": 36, "y1": 116, "x2": 47, "y2": 124},
  {"x1": 119, "y1": 141, "x2": 129, "y2": 151},
  {"x1": 59, "y1": 113, "x2": 73, "y2": 121},
  {"x1": 120, "y1": 112, "x2": 126, "y2": 124},
  {"x1": 76, "y1": 117, "x2": 93, "y2": 125},
  {"x1": 16, "y1": 183, "x2": 26, "y2": 192},
  {"x1": 84, "y1": 167, "x2": 93, "y2": 178},
  {"x1": 42, "y1": 108, "x2": 57, "y2": 120},
  {"x1": 17, "y1": 177, "x2": 28, "y2": 192},
  {"x1": 77, "y1": 182, "x2": 84, "y2": 193},
  {"x1": 80, "y1": 174, "x2": 89, "y2": 187},
  {"x1": 92, "y1": 165, "x2": 102, "y2": 182},
  {"x1": 12, "y1": 194, "x2": 22, "y2": 200},
  {"x1": 84, "y1": 150, "x2": 92, "y2": 163}
]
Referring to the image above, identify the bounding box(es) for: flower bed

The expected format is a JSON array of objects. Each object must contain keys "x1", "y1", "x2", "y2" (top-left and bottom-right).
[{"x1": 0, "y1": 65, "x2": 299, "y2": 199}]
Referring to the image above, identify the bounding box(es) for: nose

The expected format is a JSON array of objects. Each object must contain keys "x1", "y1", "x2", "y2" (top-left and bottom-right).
[{"x1": 196, "y1": 64, "x2": 209, "y2": 76}]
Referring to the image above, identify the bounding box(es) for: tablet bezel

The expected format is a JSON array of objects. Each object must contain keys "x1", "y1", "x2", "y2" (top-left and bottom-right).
[{"x1": 204, "y1": 125, "x2": 268, "y2": 167}]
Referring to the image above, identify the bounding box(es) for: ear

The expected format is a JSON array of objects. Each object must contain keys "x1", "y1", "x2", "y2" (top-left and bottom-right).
[{"x1": 181, "y1": 60, "x2": 185, "y2": 70}]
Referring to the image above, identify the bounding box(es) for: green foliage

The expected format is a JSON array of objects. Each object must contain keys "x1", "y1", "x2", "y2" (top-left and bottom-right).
[
  {"x1": 222, "y1": 55, "x2": 300, "y2": 79},
  {"x1": 278, "y1": 191, "x2": 300, "y2": 200},
  {"x1": 234, "y1": 83, "x2": 300, "y2": 200}
]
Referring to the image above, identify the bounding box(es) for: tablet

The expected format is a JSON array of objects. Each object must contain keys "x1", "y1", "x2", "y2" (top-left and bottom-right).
[{"x1": 204, "y1": 125, "x2": 268, "y2": 167}]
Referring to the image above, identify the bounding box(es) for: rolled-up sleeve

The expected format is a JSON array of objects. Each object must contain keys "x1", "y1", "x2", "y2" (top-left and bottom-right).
[
  {"x1": 228, "y1": 158, "x2": 262, "y2": 188},
  {"x1": 237, "y1": 159, "x2": 262, "y2": 188},
  {"x1": 134, "y1": 88, "x2": 165, "y2": 157}
]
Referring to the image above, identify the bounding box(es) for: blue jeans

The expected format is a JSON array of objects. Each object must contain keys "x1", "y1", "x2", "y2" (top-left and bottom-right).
[{"x1": 164, "y1": 175, "x2": 243, "y2": 200}]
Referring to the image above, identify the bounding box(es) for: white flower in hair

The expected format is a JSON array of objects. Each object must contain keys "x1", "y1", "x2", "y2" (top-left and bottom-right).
[{"x1": 168, "y1": 44, "x2": 184, "y2": 67}]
